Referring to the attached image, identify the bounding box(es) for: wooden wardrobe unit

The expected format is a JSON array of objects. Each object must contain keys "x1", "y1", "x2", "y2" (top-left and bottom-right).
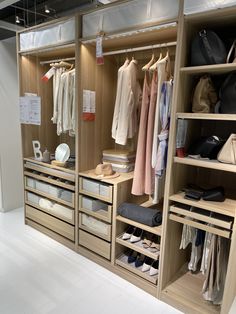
[
  {"x1": 160, "y1": 2, "x2": 236, "y2": 314},
  {"x1": 77, "y1": 16, "x2": 178, "y2": 296},
  {"x1": 17, "y1": 15, "x2": 80, "y2": 250}
]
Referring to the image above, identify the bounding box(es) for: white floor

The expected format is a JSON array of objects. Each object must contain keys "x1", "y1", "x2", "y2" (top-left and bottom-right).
[{"x1": 0, "y1": 208, "x2": 182, "y2": 314}]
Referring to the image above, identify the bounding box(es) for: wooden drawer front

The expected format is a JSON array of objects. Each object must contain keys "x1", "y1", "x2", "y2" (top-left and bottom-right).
[
  {"x1": 26, "y1": 205, "x2": 74, "y2": 241},
  {"x1": 79, "y1": 230, "x2": 111, "y2": 260},
  {"x1": 79, "y1": 195, "x2": 112, "y2": 223},
  {"x1": 79, "y1": 177, "x2": 113, "y2": 203},
  {"x1": 79, "y1": 213, "x2": 111, "y2": 241}
]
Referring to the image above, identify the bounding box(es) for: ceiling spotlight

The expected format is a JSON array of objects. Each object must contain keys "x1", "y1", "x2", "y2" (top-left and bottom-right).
[
  {"x1": 44, "y1": 5, "x2": 50, "y2": 13},
  {"x1": 15, "y1": 15, "x2": 20, "y2": 24}
]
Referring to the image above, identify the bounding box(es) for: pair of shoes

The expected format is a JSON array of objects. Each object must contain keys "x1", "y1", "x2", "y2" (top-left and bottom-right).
[
  {"x1": 127, "y1": 250, "x2": 144, "y2": 268},
  {"x1": 142, "y1": 235, "x2": 160, "y2": 253},
  {"x1": 142, "y1": 257, "x2": 159, "y2": 276},
  {"x1": 122, "y1": 226, "x2": 143, "y2": 243}
]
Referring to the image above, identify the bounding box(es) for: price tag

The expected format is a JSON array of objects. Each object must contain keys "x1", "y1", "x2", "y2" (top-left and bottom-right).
[{"x1": 96, "y1": 35, "x2": 104, "y2": 65}]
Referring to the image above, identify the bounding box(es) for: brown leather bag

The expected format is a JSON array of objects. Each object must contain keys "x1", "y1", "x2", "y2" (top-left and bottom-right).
[
  {"x1": 217, "y1": 134, "x2": 236, "y2": 164},
  {"x1": 192, "y1": 76, "x2": 218, "y2": 113}
]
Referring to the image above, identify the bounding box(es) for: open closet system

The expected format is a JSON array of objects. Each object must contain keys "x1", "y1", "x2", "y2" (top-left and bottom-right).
[{"x1": 17, "y1": 0, "x2": 236, "y2": 313}]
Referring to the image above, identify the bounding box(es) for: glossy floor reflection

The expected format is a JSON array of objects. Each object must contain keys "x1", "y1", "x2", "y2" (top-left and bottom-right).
[{"x1": 0, "y1": 208, "x2": 182, "y2": 314}]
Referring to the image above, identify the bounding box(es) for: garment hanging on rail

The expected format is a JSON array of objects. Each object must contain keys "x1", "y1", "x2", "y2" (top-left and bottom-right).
[
  {"x1": 42, "y1": 62, "x2": 75, "y2": 137},
  {"x1": 131, "y1": 72, "x2": 151, "y2": 195},
  {"x1": 112, "y1": 59, "x2": 142, "y2": 145},
  {"x1": 152, "y1": 56, "x2": 171, "y2": 202}
]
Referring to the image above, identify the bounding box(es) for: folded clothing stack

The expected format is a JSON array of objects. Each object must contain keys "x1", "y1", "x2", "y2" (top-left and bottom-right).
[
  {"x1": 117, "y1": 203, "x2": 162, "y2": 227},
  {"x1": 102, "y1": 149, "x2": 136, "y2": 173}
]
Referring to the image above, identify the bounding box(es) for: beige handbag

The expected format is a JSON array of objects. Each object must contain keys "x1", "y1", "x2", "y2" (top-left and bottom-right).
[
  {"x1": 217, "y1": 134, "x2": 236, "y2": 164},
  {"x1": 192, "y1": 75, "x2": 218, "y2": 113}
]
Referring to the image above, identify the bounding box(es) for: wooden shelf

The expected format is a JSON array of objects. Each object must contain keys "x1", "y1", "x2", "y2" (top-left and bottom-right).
[
  {"x1": 25, "y1": 200, "x2": 74, "y2": 225},
  {"x1": 79, "y1": 170, "x2": 134, "y2": 185},
  {"x1": 161, "y1": 266, "x2": 220, "y2": 314},
  {"x1": 116, "y1": 253, "x2": 158, "y2": 285},
  {"x1": 24, "y1": 158, "x2": 75, "y2": 174},
  {"x1": 176, "y1": 113, "x2": 236, "y2": 121},
  {"x1": 180, "y1": 63, "x2": 236, "y2": 75},
  {"x1": 79, "y1": 207, "x2": 111, "y2": 223},
  {"x1": 174, "y1": 157, "x2": 236, "y2": 173},
  {"x1": 79, "y1": 189, "x2": 112, "y2": 204},
  {"x1": 24, "y1": 171, "x2": 75, "y2": 191},
  {"x1": 169, "y1": 192, "x2": 236, "y2": 218},
  {"x1": 116, "y1": 233, "x2": 159, "y2": 260},
  {"x1": 25, "y1": 186, "x2": 74, "y2": 208},
  {"x1": 116, "y1": 215, "x2": 162, "y2": 236}
]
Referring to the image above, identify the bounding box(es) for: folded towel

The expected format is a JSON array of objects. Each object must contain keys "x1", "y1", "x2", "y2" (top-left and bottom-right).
[{"x1": 117, "y1": 203, "x2": 162, "y2": 227}]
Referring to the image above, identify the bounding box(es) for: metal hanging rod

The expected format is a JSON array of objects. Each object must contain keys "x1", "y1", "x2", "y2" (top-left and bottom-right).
[
  {"x1": 103, "y1": 41, "x2": 177, "y2": 56},
  {"x1": 40, "y1": 57, "x2": 75, "y2": 65}
]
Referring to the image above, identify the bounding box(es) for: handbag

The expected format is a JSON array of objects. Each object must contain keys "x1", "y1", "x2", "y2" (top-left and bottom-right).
[
  {"x1": 188, "y1": 136, "x2": 225, "y2": 159},
  {"x1": 192, "y1": 75, "x2": 217, "y2": 113},
  {"x1": 219, "y1": 72, "x2": 236, "y2": 113},
  {"x1": 191, "y1": 30, "x2": 227, "y2": 66},
  {"x1": 217, "y1": 134, "x2": 236, "y2": 164}
]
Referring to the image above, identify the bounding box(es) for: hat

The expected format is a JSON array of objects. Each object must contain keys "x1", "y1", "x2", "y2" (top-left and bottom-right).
[{"x1": 90, "y1": 163, "x2": 120, "y2": 179}]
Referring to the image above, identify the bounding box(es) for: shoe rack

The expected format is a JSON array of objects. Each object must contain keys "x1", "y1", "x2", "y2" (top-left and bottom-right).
[{"x1": 159, "y1": 3, "x2": 236, "y2": 314}]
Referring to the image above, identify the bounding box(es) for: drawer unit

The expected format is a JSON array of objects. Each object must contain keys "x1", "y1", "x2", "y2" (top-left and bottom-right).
[
  {"x1": 79, "y1": 229, "x2": 111, "y2": 260},
  {"x1": 81, "y1": 195, "x2": 108, "y2": 211},
  {"x1": 79, "y1": 213, "x2": 112, "y2": 241},
  {"x1": 79, "y1": 177, "x2": 113, "y2": 202},
  {"x1": 26, "y1": 205, "x2": 75, "y2": 241},
  {"x1": 35, "y1": 180, "x2": 49, "y2": 193},
  {"x1": 26, "y1": 177, "x2": 36, "y2": 189},
  {"x1": 26, "y1": 191, "x2": 40, "y2": 204}
]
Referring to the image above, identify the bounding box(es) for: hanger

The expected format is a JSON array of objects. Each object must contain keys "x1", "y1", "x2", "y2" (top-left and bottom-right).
[
  {"x1": 142, "y1": 52, "x2": 155, "y2": 71},
  {"x1": 149, "y1": 51, "x2": 163, "y2": 72},
  {"x1": 50, "y1": 61, "x2": 74, "y2": 70}
]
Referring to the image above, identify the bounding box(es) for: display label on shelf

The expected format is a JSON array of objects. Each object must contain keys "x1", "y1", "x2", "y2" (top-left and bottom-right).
[
  {"x1": 82, "y1": 90, "x2": 96, "y2": 121},
  {"x1": 96, "y1": 35, "x2": 104, "y2": 65}
]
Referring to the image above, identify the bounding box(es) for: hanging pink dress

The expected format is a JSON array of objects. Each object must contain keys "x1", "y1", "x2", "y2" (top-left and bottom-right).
[{"x1": 131, "y1": 73, "x2": 151, "y2": 195}]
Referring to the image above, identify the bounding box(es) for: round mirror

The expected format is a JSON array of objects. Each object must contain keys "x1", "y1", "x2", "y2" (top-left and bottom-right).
[{"x1": 55, "y1": 143, "x2": 70, "y2": 162}]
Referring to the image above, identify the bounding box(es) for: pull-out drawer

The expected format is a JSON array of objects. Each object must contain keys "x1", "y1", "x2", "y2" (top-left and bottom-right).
[
  {"x1": 79, "y1": 195, "x2": 112, "y2": 223},
  {"x1": 169, "y1": 205, "x2": 233, "y2": 239},
  {"x1": 26, "y1": 205, "x2": 75, "y2": 241},
  {"x1": 79, "y1": 177, "x2": 113, "y2": 203},
  {"x1": 79, "y1": 213, "x2": 111, "y2": 241},
  {"x1": 79, "y1": 229, "x2": 111, "y2": 260},
  {"x1": 25, "y1": 177, "x2": 75, "y2": 208}
]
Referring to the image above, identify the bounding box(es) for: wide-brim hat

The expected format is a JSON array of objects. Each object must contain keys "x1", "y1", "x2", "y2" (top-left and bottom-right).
[{"x1": 89, "y1": 163, "x2": 120, "y2": 180}]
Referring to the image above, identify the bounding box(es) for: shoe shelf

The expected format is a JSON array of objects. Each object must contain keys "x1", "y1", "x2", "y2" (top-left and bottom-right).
[
  {"x1": 116, "y1": 253, "x2": 158, "y2": 285},
  {"x1": 161, "y1": 264, "x2": 220, "y2": 314},
  {"x1": 169, "y1": 192, "x2": 236, "y2": 218},
  {"x1": 174, "y1": 157, "x2": 236, "y2": 173},
  {"x1": 180, "y1": 63, "x2": 236, "y2": 75},
  {"x1": 116, "y1": 233, "x2": 159, "y2": 260},
  {"x1": 116, "y1": 215, "x2": 162, "y2": 236},
  {"x1": 176, "y1": 113, "x2": 236, "y2": 121}
]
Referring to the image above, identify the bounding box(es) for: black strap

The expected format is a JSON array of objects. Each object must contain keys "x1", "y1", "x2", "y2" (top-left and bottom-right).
[{"x1": 199, "y1": 30, "x2": 216, "y2": 64}]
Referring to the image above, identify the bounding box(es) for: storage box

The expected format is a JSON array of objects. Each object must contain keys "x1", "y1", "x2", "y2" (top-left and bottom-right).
[
  {"x1": 27, "y1": 192, "x2": 40, "y2": 204},
  {"x1": 99, "y1": 183, "x2": 110, "y2": 197},
  {"x1": 82, "y1": 178, "x2": 100, "y2": 195},
  {"x1": 59, "y1": 189, "x2": 73, "y2": 202},
  {"x1": 81, "y1": 196, "x2": 108, "y2": 211},
  {"x1": 26, "y1": 177, "x2": 36, "y2": 188},
  {"x1": 48, "y1": 185, "x2": 59, "y2": 197},
  {"x1": 35, "y1": 181, "x2": 49, "y2": 193},
  {"x1": 81, "y1": 213, "x2": 109, "y2": 236}
]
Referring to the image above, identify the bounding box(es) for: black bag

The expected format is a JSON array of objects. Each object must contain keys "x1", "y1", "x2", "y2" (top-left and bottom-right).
[
  {"x1": 188, "y1": 136, "x2": 225, "y2": 159},
  {"x1": 219, "y1": 72, "x2": 236, "y2": 113},
  {"x1": 191, "y1": 30, "x2": 227, "y2": 66}
]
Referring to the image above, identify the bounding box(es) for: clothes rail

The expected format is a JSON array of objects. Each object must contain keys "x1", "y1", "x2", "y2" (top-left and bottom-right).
[
  {"x1": 40, "y1": 57, "x2": 75, "y2": 65},
  {"x1": 103, "y1": 41, "x2": 177, "y2": 56}
]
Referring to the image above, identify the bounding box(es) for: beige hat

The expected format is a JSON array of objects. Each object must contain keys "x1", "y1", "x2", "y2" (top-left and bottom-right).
[{"x1": 90, "y1": 163, "x2": 120, "y2": 179}]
